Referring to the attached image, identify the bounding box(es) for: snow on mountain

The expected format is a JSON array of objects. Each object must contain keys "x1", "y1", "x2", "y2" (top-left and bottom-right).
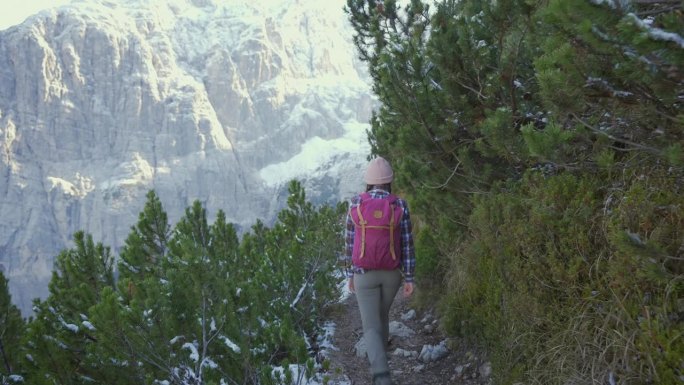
[{"x1": 0, "y1": 0, "x2": 373, "y2": 314}]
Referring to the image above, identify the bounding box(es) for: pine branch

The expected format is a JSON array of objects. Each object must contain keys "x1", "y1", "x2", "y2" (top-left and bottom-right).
[
  {"x1": 421, "y1": 161, "x2": 461, "y2": 189},
  {"x1": 636, "y1": 6, "x2": 682, "y2": 17},
  {"x1": 633, "y1": 0, "x2": 680, "y2": 3},
  {"x1": 0, "y1": 339, "x2": 11, "y2": 375},
  {"x1": 454, "y1": 78, "x2": 489, "y2": 101},
  {"x1": 571, "y1": 113, "x2": 661, "y2": 154}
]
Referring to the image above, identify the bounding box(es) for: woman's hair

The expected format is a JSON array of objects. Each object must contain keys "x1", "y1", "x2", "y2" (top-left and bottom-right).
[{"x1": 366, "y1": 183, "x2": 392, "y2": 193}]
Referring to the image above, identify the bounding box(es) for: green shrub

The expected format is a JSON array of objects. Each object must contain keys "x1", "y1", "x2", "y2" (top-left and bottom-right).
[{"x1": 442, "y1": 168, "x2": 683, "y2": 384}]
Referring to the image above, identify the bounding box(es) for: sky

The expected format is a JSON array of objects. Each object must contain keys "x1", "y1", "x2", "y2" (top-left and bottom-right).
[{"x1": 0, "y1": 0, "x2": 73, "y2": 30}]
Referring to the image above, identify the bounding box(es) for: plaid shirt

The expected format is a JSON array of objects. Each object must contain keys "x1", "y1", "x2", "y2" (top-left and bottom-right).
[{"x1": 344, "y1": 189, "x2": 416, "y2": 282}]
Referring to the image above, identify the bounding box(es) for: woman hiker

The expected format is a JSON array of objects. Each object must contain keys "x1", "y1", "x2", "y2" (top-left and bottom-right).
[{"x1": 344, "y1": 156, "x2": 416, "y2": 385}]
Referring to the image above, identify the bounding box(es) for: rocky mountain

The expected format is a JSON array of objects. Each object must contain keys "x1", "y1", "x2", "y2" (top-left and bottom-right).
[{"x1": 0, "y1": 0, "x2": 373, "y2": 315}]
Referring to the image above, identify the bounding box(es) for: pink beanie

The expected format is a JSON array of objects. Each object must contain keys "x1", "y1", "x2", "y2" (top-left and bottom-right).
[{"x1": 364, "y1": 157, "x2": 394, "y2": 185}]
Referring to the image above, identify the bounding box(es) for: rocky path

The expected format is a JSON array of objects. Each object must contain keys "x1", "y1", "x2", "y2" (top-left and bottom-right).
[{"x1": 316, "y1": 289, "x2": 494, "y2": 385}]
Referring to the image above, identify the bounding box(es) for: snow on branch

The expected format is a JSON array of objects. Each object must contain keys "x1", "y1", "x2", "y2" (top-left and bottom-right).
[
  {"x1": 200, "y1": 357, "x2": 218, "y2": 369},
  {"x1": 290, "y1": 282, "x2": 308, "y2": 309},
  {"x1": 220, "y1": 336, "x2": 241, "y2": 354},
  {"x1": 58, "y1": 316, "x2": 79, "y2": 333},
  {"x1": 589, "y1": 0, "x2": 617, "y2": 8},
  {"x1": 182, "y1": 342, "x2": 200, "y2": 362},
  {"x1": 627, "y1": 13, "x2": 684, "y2": 49},
  {"x1": 585, "y1": 77, "x2": 635, "y2": 98},
  {"x1": 81, "y1": 321, "x2": 96, "y2": 331}
]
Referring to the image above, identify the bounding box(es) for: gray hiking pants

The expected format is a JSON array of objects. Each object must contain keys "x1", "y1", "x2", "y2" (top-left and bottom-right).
[{"x1": 354, "y1": 269, "x2": 402, "y2": 377}]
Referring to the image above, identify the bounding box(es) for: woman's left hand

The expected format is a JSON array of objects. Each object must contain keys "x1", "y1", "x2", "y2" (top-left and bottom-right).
[{"x1": 403, "y1": 282, "x2": 414, "y2": 297}]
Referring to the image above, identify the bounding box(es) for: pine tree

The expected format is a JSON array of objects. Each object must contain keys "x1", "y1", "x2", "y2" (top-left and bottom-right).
[
  {"x1": 91, "y1": 200, "x2": 247, "y2": 384},
  {"x1": 0, "y1": 272, "x2": 25, "y2": 384},
  {"x1": 84, "y1": 200, "x2": 238, "y2": 384},
  {"x1": 118, "y1": 190, "x2": 170, "y2": 294},
  {"x1": 160, "y1": 201, "x2": 243, "y2": 384},
  {"x1": 23, "y1": 232, "x2": 115, "y2": 385},
  {"x1": 78, "y1": 190, "x2": 173, "y2": 384},
  {"x1": 274, "y1": 180, "x2": 345, "y2": 331},
  {"x1": 345, "y1": 0, "x2": 544, "y2": 284}
]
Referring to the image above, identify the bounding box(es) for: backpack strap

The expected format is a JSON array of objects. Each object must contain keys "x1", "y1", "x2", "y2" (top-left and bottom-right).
[
  {"x1": 387, "y1": 194, "x2": 398, "y2": 260},
  {"x1": 355, "y1": 193, "x2": 372, "y2": 259},
  {"x1": 356, "y1": 202, "x2": 367, "y2": 259},
  {"x1": 389, "y1": 204, "x2": 396, "y2": 260}
]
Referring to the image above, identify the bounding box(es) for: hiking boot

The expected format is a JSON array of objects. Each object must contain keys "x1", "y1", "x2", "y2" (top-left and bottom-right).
[{"x1": 372, "y1": 371, "x2": 395, "y2": 385}]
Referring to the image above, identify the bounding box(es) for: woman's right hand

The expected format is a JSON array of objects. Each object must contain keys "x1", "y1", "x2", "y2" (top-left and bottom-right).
[{"x1": 348, "y1": 277, "x2": 355, "y2": 293}]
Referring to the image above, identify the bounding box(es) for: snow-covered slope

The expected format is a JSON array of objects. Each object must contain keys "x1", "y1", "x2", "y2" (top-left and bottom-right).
[{"x1": 0, "y1": 0, "x2": 373, "y2": 314}]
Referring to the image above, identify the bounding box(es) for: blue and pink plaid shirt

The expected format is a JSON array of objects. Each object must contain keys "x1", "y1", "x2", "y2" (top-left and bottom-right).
[{"x1": 344, "y1": 188, "x2": 416, "y2": 282}]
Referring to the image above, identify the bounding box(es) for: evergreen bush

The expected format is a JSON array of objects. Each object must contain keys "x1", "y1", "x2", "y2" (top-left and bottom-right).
[{"x1": 11, "y1": 182, "x2": 345, "y2": 384}]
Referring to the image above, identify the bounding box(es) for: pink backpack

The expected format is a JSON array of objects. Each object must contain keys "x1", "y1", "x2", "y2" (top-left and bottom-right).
[{"x1": 350, "y1": 193, "x2": 403, "y2": 270}]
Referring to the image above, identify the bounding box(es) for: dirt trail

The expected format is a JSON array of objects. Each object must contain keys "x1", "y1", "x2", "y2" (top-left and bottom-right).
[{"x1": 320, "y1": 290, "x2": 493, "y2": 385}]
